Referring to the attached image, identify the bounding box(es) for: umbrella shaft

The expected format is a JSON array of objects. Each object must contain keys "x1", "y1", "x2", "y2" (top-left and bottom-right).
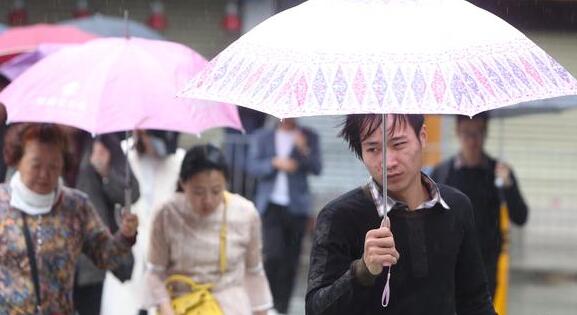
[{"x1": 382, "y1": 113, "x2": 387, "y2": 212}]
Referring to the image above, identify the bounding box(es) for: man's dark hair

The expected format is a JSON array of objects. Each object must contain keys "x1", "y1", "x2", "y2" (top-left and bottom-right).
[
  {"x1": 456, "y1": 111, "x2": 489, "y2": 126},
  {"x1": 177, "y1": 144, "x2": 229, "y2": 191},
  {"x1": 339, "y1": 114, "x2": 425, "y2": 159}
]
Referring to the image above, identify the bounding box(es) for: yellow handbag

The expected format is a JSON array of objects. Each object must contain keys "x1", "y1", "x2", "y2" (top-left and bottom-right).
[
  {"x1": 163, "y1": 193, "x2": 230, "y2": 315},
  {"x1": 164, "y1": 275, "x2": 224, "y2": 315}
]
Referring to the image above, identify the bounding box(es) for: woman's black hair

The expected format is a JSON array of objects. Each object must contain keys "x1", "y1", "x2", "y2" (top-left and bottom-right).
[{"x1": 177, "y1": 144, "x2": 229, "y2": 191}]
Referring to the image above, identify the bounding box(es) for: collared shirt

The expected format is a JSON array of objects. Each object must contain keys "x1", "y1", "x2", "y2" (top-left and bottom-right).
[
  {"x1": 270, "y1": 129, "x2": 296, "y2": 206},
  {"x1": 368, "y1": 172, "x2": 450, "y2": 217}
]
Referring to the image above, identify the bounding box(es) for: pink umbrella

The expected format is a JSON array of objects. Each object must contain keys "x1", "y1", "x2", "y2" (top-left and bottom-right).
[
  {"x1": 0, "y1": 37, "x2": 242, "y2": 135},
  {"x1": 0, "y1": 24, "x2": 97, "y2": 58}
]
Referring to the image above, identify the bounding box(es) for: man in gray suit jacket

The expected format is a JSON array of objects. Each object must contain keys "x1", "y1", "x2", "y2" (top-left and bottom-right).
[
  {"x1": 247, "y1": 118, "x2": 322, "y2": 314},
  {"x1": 74, "y1": 133, "x2": 140, "y2": 315}
]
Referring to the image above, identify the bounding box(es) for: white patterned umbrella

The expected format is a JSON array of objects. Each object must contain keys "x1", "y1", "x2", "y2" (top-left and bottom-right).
[{"x1": 181, "y1": 0, "x2": 577, "y2": 118}]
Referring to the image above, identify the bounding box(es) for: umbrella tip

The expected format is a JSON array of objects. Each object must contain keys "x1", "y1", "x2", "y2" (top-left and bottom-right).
[{"x1": 123, "y1": 10, "x2": 130, "y2": 39}]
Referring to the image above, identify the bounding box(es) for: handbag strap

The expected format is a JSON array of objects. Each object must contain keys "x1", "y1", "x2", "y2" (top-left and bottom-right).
[
  {"x1": 21, "y1": 212, "x2": 42, "y2": 314},
  {"x1": 219, "y1": 192, "x2": 229, "y2": 275},
  {"x1": 165, "y1": 274, "x2": 213, "y2": 292}
]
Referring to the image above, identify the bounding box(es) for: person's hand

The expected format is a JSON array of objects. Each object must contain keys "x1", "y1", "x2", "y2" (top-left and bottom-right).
[
  {"x1": 294, "y1": 130, "x2": 310, "y2": 156},
  {"x1": 90, "y1": 141, "x2": 111, "y2": 178},
  {"x1": 120, "y1": 212, "x2": 139, "y2": 239},
  {"x1": 495, "y1": 162, "x2": 512, "y2": 188},
  {"x1": 363, "y1": 217, "x2": 399, "y2": 275},
  {"x1": 272, "y1": 157, "x2": 298, "y2": 173}
]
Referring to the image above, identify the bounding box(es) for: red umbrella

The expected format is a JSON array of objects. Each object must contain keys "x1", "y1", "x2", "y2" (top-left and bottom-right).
[{"x1": 0, "y1": 24, "x2": 97, "y2": 63}]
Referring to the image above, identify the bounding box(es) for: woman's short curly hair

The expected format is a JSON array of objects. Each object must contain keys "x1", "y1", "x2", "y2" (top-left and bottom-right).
[{"x1": 3, "y1": 123, "x2": 73, "y2": 169}]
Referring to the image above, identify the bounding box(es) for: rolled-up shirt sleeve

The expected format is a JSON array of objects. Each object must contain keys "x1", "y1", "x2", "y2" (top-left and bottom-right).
[{"x1": 243, "y1": 208, "x2": 273, "y2": 312}]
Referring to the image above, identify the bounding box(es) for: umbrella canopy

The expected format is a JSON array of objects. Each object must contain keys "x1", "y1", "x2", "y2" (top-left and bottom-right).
[
  {"x1": 59, "y1": 14, "x2": 164, "y2": 40},
  {"x1": 0, "y1": 44, "x2": 66, "y2": 80},
  {"x1": 0, "y1": 24, "x2": 97, "y2": 57},
  {"x1": 0, "y1": 37, "x2": 242, "y2": 135},
  {"x1": 181, "y1": 0, "x2": 577, "y2": 119}
]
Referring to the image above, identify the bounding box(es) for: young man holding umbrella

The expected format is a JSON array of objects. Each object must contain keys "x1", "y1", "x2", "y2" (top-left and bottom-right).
[{"x1": 306, "y1": 114, "x2": 495, "y2": 315}]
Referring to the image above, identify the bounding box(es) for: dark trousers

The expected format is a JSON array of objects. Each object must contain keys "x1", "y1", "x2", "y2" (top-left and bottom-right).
[
  {"x1": 73, "y1": 282, "x2": 103, "y2": 315},
  {"x1": 262, "y1": 203, "x2": 307, "y2": 314}
]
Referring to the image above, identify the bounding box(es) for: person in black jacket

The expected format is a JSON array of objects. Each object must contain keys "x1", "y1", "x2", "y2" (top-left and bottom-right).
[
  {"x1": 431, "y1": 112, "x2": 528, "y2": 297},
  {"x1": 306, "y1": 114, "x2": 495, "y2": 315}
]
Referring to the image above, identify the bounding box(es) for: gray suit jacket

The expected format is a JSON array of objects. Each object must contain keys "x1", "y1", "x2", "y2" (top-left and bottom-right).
[
  {"x1": 247, "y1": 127, "x2": 321, "y2": 216},
  {"x1": 75, "y1": 135, "x2": 140, "y2": 286}
]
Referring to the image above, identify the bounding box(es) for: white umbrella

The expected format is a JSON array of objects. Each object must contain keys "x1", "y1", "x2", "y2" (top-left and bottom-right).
[{"x1": 181, "y1": 0, "x2": 577, "y2": 119}]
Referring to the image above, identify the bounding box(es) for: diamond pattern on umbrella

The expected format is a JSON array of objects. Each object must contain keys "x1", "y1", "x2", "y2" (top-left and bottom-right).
[
  {"x1": 460, "y1": 65, "x2": 485, "y2": 103},
  {"x1": 218, "y1": 59, "x2": 244, "y2": 92},
  {"x1": 411, "y1": 67, "x2": 426, "y2": 104},
  {"x1": 252, "y1": 65, "x2": 278, "y2": 97},
  {"x1": 242, "y1": 64, "x2": 266, "y2": 93},
  {"x1": 531, "y1": 52, "x2": 557, "y2": 87},
  {"x1": 470, "y1": 62, "x2": 495, "y2": 97},
  {"x1": 333, "y1": 66, "x2": 348, "y2": 106},
  {"x1": 353, "y1": 68, "x2": 367, "y2": 105},
  {"x1": 232, "y1": 62, "x2": 254, "y2": 92},
  {"x1": 451, "y1": 74, "x2": 470, "y2": 108},
  {"x1": 520, "y1": 56, "x2": 544, "y2": 87},
  {"x1": 194, "y1": 61, "x2": 214, "y2": 89},
  {"x1": 431, "y1": 67, "x2": 446, "y2": 105},
  {"x1": 372, "y1": 65, "x2": 388, "y2": 107},
  {"x1": 213, "y1": 56, "x2": 232, "y2": 83},
  {"x1": 508, "y1": 58, "x2": 531, "y2": 89},
  {"x1": 313, "y1": 68, "x2": 328, "y2": 106},
  {"x1": 483, "y1": 61, "x2": 509, "y2": 97},
  {"x1": 295, "y1": 74, "x2": 308, "y2": 106},
  {"x1": 495, "y1": 59, "x2": 521, "y2": 94},
  {"x1": 274, "y1": 71, "x2": 297, "y2": 104},
  {"x1": 263, "y1": 66, "x2": 288, "y2": 101},
  {"x1": 393, "y1": 68, "x2": 407, "y2": 105}
]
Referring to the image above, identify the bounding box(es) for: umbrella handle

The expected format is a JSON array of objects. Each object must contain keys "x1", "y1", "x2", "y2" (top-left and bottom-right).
[
  {"x1": 123, "y1": 129, "x2": 132, "y2": 214},
  {"x1": 124, "y1": 187, "x2": 132, "y2": 214}
]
